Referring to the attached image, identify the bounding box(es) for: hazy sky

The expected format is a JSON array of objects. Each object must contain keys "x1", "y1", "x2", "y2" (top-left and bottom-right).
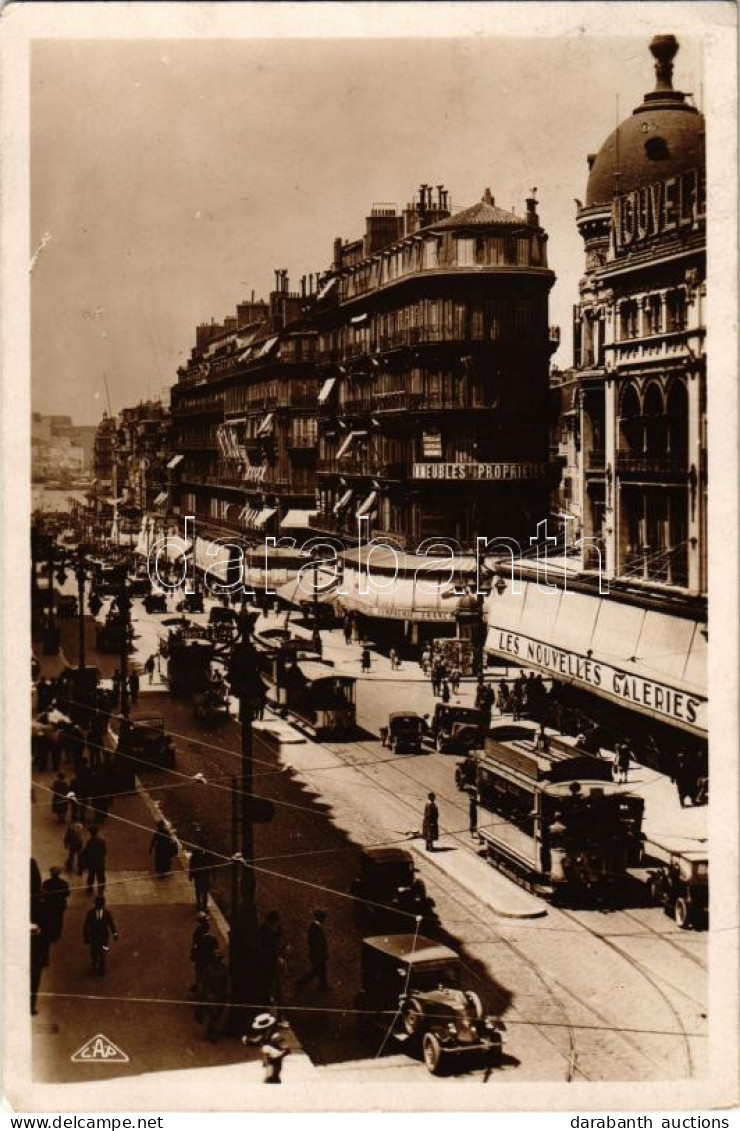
[{"x1": 31, "y1": 33, "x2": 702, "y2": 425}]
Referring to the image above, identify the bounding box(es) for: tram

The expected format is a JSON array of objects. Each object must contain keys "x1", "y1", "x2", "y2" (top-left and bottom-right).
[
  {"x1": 280, "y1": 659, "x2": 356, "y2": 738},
  {"x1": 472, "y1": 724, "x2": 644, "y2": 902}
]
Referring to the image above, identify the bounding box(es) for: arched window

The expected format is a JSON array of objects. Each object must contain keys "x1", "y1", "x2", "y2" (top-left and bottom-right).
[
  {"x1": 643, "y1": 383, "x2": 667, "y2": 454},
  {"x1": 619, "y1": 384, "x2": 641, "y2": 455},
  {"x1": 666, "y1": 381, "x2": 689, "y2": 465}
]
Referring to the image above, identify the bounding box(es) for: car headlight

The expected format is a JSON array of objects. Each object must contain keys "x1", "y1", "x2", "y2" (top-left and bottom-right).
[{"x1": 447, "y1": 1022, "x2": 457, "y2": 1035}]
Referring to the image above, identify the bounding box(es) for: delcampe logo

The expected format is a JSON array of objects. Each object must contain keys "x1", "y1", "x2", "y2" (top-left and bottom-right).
[{"x1": 70, "y1": 1033, "x2": 130, "y2": 1063}]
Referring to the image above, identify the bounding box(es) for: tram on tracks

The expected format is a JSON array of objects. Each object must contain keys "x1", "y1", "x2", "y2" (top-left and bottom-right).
[
  {"x1": 467, "y1": 724, "x2": 645, "y2": 902},
  {"x1": 253, "y1": 633, "x2": 356, "y2": 738}
]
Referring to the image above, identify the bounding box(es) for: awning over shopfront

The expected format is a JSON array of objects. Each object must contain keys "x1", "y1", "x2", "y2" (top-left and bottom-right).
[
  {"x1": 153, "y1": 491, "x2": 168, "y2": 507},
  {"x1": 253, "y1": 508, "x2": 277, "y2": 529},
  {"x1": 255, "y1": 336, "x2": 278, "y2": 359},
  {"x1": 356, "y1": 490, "x2": 377, "y2": 517},
  {"x1": 279, "y1": 509, "x2": 318, "y2": 529},
  {"x1": 337, "y1": 547, "x2": 477, "y2": 623},
  {"x1": 256, "y1": 413, "x2": 274, "y2": 438},
  {"x1": 333, "y1": 489, "x2": 353, "y2": 515},
  {"x1": 318, "y1": 377, "x2": 337, "y2": 404},
  {"x1": 336, "y1": 430, "x2": 366, "y2": 459},
  {"x1": 166, "y1": 454, "x2": 184, "y2": 470},
  {"x1": 275, "y1": 567, "x2": 339, "y2": 607},
  {"x1": 484, "y1": 582, "x2": 707, "y2": 736}
]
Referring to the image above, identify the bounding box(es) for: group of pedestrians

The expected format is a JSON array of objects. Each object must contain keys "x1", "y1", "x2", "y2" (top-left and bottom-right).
[
  {"x1": 111, "y1": 668, "x2": 140, "y2": 707},
  {"x1": 422, "y1": 648, "x2": 462, "y2": 703}
]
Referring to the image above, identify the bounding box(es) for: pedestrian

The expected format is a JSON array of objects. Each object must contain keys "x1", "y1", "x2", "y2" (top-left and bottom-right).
[
  {"x1": 422, "y1": 792, "x2": 439, "y2": 852},
  {"x1": 199, "y1": 948, "x2": 229, "y2": 1042},
  {"x1": 41, "y1": 866, "x2": 71, "y2": 943},
  {"x1": 144, "y1": 655, "x2": 155, "y2": 685},
  {"x1": 36, "y1": 676, "x2": 52, "y2": 713},
  {"x1": 511, "y1": 680, "x2": 523, "y2": 722},
  {"x1": 431, "y1": 660, "x2": 441, "y2": 697},
  {"x1": 111, "y1": 669, "x2": 121, "y2": 706},
  {"x1": 150, "y1": 819, "x2": 178, "y2": 876},
  {"x1": 190, "y1": 913, "x2": 217, "y2": 997},
  {"x1": 421, "y1": 647, "x2": 431, "y2": 674},
  {"x1": 51, "y1": 771, "x2": 69, "y2": 823},
  {"x1": 389, "y1": 647, "x2": 400, "y2": 671},
  {"x1": 248, "y1": 1015, "x2": 290, "y2": 1084},
  {"x1": 257, "y1": 910, "x2": 285, "y2": 1005},
  {"x1": 497, "y1": 680, "x2": 510, "y2": 715},
  {"x1": 80, "y1": 824, "x2": 107, "y2": 894},
  {"x1": 30, "y1": 923, "x2": 46, "y2": 1015},
  {"x1": 312, "y1": 627, "x2": 323, "y2": 659},
  {"x1": 441, "y1": 678, "x2": 451, "y2": 705},
  {"x1": 674, "y1": 750, "x2": 694, "y2": 807},
  {"x1": 468, "y1": 787, "x2": 478, "y2": 838},
  {"x1": 451, "y1": 667, "x2": 461, "y2": 695},
  {"x1": 614, "y1": 740, "x2": 631, "y2": 785},
  {"x1": 296, "y1": 910, "x2": 329, "y2": 993},
  {"x1": 361, "y1": 647, "x2": 371, "y2": 673},
  {"x1": 188, "y1": 827, "x2": 212, "y2": 913},
  {"x1": 83, "y1": 894, "x2": 118, "y2": 976},
  {"x1": 71, "y1": 758, "x2": 92, "y2": 824},
  {"x1": 129, "y1": 671, "x2": 140, "y2": 706},
  {"x1": 64, "y1": 818, "x2": 86, "y2": 873},
  {"x1": 342, "y1": 617, "x2": 352, "y2": 647}
]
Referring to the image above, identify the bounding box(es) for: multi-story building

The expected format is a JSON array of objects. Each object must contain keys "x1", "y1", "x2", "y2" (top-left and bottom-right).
[
  {"x1": 311, "y1": 184, "x2": 559, "y2": 550},
  {"x1": 170, "y1": 274, "x2": 320, "y2": 544},
  {"x1": 116, "y1": 400, "x2": 171, "y2": 512},
  {"x1": 573, "y1": 33, "x2": 705, "y2": 594},
  {"x1": 485, "y1": 36, "x2": 707, "y2": 760},
  {"x1": 93, "y1": 413, "x2": 117, "y2": 490}
]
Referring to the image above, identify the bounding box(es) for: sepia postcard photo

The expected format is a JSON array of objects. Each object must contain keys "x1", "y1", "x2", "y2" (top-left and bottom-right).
[{"x1": 1, "y1": 1, "x2": 737, "y2": 1117}]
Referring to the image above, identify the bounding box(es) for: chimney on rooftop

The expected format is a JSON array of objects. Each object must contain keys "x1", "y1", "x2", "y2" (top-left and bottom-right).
[
  {"x1": 526, "y1": 189, "x2": 539, "y2": 228},
  {"x1": 482, "y1": 187, "x2": 494, "y2": 206}
]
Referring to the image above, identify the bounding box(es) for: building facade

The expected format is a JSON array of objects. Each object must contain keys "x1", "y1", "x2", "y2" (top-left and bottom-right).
[
  {"x1": 311, "y1": 184, "x2": 559, "y2": 550},
  {"x1": 572, "y1": 34, "x2": 706, "y2": 595},
  {"x1": 170, "y1": 274, "x2": 320, "y2": 543}
]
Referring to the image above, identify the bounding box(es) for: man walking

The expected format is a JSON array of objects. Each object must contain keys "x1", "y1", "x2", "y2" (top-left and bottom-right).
[
  {"x1": 41, "y1": 866, "x2": 71, "y2": 944},
  {"x1": 64, "y1": 817, "x2": 86, "y2": 873},
  {"x1": 468, "y1": 788, "x2": 478, "y2": 838},
  {"x1": 83, "y1": 895, "x2": 118, "y2": 976},
  {"x1": 129, "y1": 671, "x2": 140, "y2": 707},
  {"x1": 144, "y1": 655, "x2": 156, "y2": 685},
  {"x1": 296, "y1": 911, "x2": 329, "y2": 993},
  {"x1": 422, "y1": 792, "x2": 439, "y2": 851},
  {"x1": 188, "y1": 826, "x2": 213, "y2": 913},
  {"x1": 51, "y1": 771, "x2": 69, "y2": 823},
  {"x1": 81, "y1": 824, "x2": 107, "y2": 894}
]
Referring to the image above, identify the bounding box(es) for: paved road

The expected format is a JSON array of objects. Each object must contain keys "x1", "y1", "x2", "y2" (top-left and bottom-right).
[{"x1": 52, "y1": 593, "x2": 708, "y2": 1082}]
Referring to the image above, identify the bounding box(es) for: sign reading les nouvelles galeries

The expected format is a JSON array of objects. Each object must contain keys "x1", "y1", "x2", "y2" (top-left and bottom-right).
[{"x1": 613, "y1": 166, "x2": 705, "y2": 252}]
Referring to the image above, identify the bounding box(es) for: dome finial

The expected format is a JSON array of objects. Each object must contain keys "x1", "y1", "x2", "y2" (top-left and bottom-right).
[{"x1": 650, "y1": 34, "x2": 679, "y2": 93}]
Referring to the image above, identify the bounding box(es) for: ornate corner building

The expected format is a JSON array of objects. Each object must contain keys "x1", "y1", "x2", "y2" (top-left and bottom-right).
[
  {"x1": 572, "y1": 34, "x2": 706, "y2": 596},
  {"x1": 310, "y1": 185, "x2": 559, "y2": 549}
]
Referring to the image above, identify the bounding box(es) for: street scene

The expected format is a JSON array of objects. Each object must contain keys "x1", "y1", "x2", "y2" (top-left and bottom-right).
[{"x1": 26, "y1": 25, "x2": 711, "y2": 1098}]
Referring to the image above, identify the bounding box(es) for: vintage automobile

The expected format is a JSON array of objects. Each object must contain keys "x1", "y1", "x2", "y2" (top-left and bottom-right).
[
  {"x1": 119, "y1": 716, "x2": 176, "y2": 771},
  {"x1": 126, "y1": 572, "x2": 152, "y2": 598},
  {"x1": 355, "y1": 934, "x2": 505, "y2": 1075},
  {"x1": 144, "y1": 591, "x2": 168, "y2": 614},
  {"x1": 182, "y1": 591, "x2": 205, "y2": 614},
  {"x1": 381, "y1": 712, "x2": 426, "y2": 755},
  {"x1": 648, "y1": 851, "x2": 708, "y2": 929},
  {"x1": 454, "y1": 751, "x2": 479, "y2": 792},
  {"x1": 425, "y1": 704, "x2": 486, "y2": 754},
  {"x1": 350, "y1": 848, "x2": 434, "y2": 924},
  {"x1": 209, "y1": 605, "x2": 238, "y2": 626}
]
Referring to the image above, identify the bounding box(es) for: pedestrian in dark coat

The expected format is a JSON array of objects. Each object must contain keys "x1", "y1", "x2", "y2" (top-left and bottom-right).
[
  {"x1": 51, "y1": 772, "x2": 69, "y2": 823},
  {"x1": 468, "y1": 788, "x2": 478, "y2": 837},
  {"x1": 296, "y1": 911, "x2": 329, "y2": 993},
  {"x1": 150, "y1": 819, "x2": 177, "y2": 875},
  {"x1": 361, "y1": 647, "x2": 371, "y2": 673},
  {"x1": 431, "y1": 661, "x2": 442, "y2": 697},
  {"x1": 188, "y1": 827, "x2": 212, "y2": 912},
  {"x1": 422, "y1": 792, "x2": 439, "y2": 851},
  {"x1": 144, "y1": 655, "x2": 156, "y2": 685},
  {"x1": 441, "y1": 679, "x2": 451, "y2": 704},
  {"x1": 80, "y1": 824, "x2": 107, "y2": 893},
  {"x1": 41, "y1": 867, "x2": 70, "y2": 943},
  {"x1": 342, "y1": 618, "x2": 352, "y2": 646},
  {"x1": 129, "y1": 671, "x2": 140, "y2": 706},
  {"x1": 83, "y1": 895, "x2": 118, "y2": 976},
  {"x1": 199, "y1": 949, "x2": 229, "y2": 1042},
  {"x1": 257, "y1": 911, "x2": 285, "y2": 1005},
  {"x1": 64, "y1": 819, "x2": 85, "y2": 873},
  {"x1": 190, "y1": 915, "x2": 218, "y2": 998}
]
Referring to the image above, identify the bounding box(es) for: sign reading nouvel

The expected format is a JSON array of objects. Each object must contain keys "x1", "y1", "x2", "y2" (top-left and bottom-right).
[
  {"x1": 412, "y1": 462, "x2": 546, "y2": 481},
  {"x1": 489, "y1": 628, "x2": 707, "y2": 735},
  {"x1": 613, "y1": 166, "x2": 705, "y2": 252}
]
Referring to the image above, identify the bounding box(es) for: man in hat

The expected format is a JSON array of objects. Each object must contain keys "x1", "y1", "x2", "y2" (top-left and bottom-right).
[
  {"x1": 190, "y1": 913, "x2": 217, "y2": 998},
  {"x1": 41, "y1": 866, "x2": 71, "y2": 944},
  {"x1": 83, "y1": 895, "x2": 118, "y2": 976},
  {"x1": 64, "y1": 815, "x2": 86, "y2": 873},
  {"x1": 468, "y1": 788, "x2": 478, "y2": 838},
  {"x1": 246, "y1": 1014, "x2": 290, "y2": 1083},
  {"x1": 296, "y1": 911, "x2": 329, "y2": 993},
  {"x1": 80, "y1": 824, "x2": 107, "y2": 894},
  {"x1": 30, "y1": 923, "x2": 46, "y2": 1015},
  {"x1": 422, "y1": 792, "x2": 439, "y2": 851},
  {"x1": 51, "y1": 772, "x2": 69, "y2": 823}
]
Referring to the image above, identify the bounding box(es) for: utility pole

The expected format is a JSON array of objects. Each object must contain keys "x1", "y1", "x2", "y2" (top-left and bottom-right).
[{"x1": 226, "y1": 600, "x2": 263, "y2": 1027}]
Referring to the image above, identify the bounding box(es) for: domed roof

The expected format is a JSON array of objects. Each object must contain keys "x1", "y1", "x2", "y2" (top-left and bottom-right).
[{"x1": 586, "y1": 36, "x2": 704, "y2": 207}]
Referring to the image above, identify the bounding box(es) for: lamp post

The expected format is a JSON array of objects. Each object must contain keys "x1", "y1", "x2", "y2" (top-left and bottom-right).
[{"x1": 225, "y1": 599, "x2": 265, "y2": 1027}]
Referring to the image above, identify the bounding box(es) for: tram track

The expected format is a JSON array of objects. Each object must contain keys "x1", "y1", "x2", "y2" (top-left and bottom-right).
[{"x1": 317, "y1": 730, "x2": 705, "y2": 1080}]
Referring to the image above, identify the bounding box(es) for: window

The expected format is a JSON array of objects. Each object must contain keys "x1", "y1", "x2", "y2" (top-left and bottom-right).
[
  {"x1": 455, "y1": 238, "x2": 475, "y2": 267},
  {"x1": 666, "y1": 289, "x2": 687, "y2": 332}
]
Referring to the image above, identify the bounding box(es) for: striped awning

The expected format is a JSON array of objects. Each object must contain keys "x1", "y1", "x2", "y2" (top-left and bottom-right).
[
  {"x1": 356, "y1": 490, "x2": 377, "y2": 517},
  {"x1": 253, "y1": 508, "x2": 277, "y2": 529},
  {"x1": 280, "y1": 509, "x2": 318, "y2": 529}
]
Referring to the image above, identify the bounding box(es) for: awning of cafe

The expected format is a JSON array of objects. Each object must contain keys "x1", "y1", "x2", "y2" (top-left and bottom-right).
[
  {"x1": 333, "y1": 489, "x2": 353, "y2": 515},
  {"x1": 280, "y1": 509, "x2": 318, "y2": 530},
  {"x1": 166, "y1": 454, "x2": 184, "y2": 470},
  {"x1": 253, "y1": 507, "x2": 277, "y2": 529},
  {"x1": 318, "y1": 377, "x2": 337, "y2": 404}
]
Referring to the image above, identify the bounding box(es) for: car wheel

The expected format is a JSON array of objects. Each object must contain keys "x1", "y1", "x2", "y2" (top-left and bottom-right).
[
  {"x1": 674, "y1": 897, "x2": 692, "y2": 929},
  {"x1": 648, "y1": 877, "x2": 662, "y2": 906},
  {"x1": 422, "y1": 1032, "x2": 446, "y2": 1075},
  {"x1": 402, "y1": 997, "x2": 424, "y2": 1037}
]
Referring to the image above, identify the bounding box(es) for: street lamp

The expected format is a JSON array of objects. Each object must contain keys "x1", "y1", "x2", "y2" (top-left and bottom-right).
[{"x1": 224, "y1": 599, "x2": 267, "y2": 1027}]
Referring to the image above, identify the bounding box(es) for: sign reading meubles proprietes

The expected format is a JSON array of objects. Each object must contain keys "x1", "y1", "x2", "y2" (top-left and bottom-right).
[{"x1": 412, "y1": 462, "x2": 546, "y2": 481}]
